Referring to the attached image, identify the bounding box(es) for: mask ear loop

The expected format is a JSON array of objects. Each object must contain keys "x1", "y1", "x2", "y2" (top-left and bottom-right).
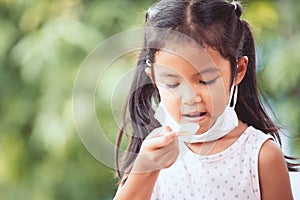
[
  {"x1": 228, "y1": 83, "x2": 235, "y2": 108},
  {"x1": 229, "y1": 63, "x2": 239, "y2": 108},
  {"x1": 231, "y1": 64, "x2": 239, "y2": 108},
  {"x1": 232, "y1": 85, "x2": 238, "y2": 108}
]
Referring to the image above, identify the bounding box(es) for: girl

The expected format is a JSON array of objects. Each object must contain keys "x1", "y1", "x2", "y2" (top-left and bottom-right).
[{"x1": 114, "y1": 0, "x2": 299, "y2": 199}]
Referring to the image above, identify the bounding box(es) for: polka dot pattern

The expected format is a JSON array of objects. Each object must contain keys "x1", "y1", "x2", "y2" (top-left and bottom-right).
[{"x1": 151, "y1": 126, "x2": 273, "y2": 200}]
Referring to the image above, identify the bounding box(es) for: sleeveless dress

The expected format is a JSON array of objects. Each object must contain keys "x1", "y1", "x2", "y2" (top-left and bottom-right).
[{"x1": 151, "y1": 126, "x2": 273, "y2": 200}]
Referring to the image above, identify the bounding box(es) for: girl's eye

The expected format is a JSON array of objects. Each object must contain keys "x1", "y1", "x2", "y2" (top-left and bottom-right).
[
  {"x1": 199, "y1": 78, "x2": 217, "y2": 85},
  {"x1": 166, "y1": 83, "x2": 180, "y2": 88}
]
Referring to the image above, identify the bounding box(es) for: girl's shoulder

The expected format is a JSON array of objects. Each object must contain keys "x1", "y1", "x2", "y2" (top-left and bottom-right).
[
  {"x1": 243, "y1": 126, "x2": 274, "y2": 146},
  {"x1": 241, "y1": 126, "x2": 275, "y2": 159},
  {"x1": 242, "y1": 126, "x2": 281, "y2": 162},
  {"x1": 244, "y1": 126, "x2": 293, "y2": 198},
  {"x1": 258, "y1": 138, "x2": 286, "y2": 168},
  {"x1": 256, "y1": 131, "x2": 293, "y2": 199}
]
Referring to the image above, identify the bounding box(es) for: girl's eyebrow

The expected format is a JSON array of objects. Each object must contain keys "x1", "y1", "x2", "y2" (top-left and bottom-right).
[
  {"x1": 191, "y1": 67, "x2": 220, "y2": 77},
  {"x1": 159, "y1": 72, "x2": 181, "y2": 78},
  {"x1": 198, "y1": 67, "x2": 220, "y2": 75},
  {"x1": 157, "y1": 67, "x2": 219, "y2": 77}
]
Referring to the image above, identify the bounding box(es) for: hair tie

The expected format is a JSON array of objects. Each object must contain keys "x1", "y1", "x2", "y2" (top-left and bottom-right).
[
  {"x1": 231, "y1": 2, "x2": 237, "y2": 10},
  {"x1": 231, "y1": 1, "x2": 242, "y2": 18}
]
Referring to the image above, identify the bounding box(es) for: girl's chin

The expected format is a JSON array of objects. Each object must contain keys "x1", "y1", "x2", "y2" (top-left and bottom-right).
[
  {"x1": 195, "y1": 119, "x2": 217, "y2": 134},
  {"x1": 195, "y1": 126, "x2": 210, "y2": 134}
]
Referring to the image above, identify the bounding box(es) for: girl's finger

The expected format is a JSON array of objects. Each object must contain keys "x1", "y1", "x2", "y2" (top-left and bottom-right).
[
  {"x1": 147, "y1": 127, "x2": 164, "y2": 138},
  {"x1": 145, "y1": 130, "x2": 177, "y2": 150},
  {"x1": 147, "y1": 126, "x2": 174, "y2": 138}
]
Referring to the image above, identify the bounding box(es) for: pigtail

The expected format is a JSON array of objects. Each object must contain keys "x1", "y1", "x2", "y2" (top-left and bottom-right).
[
  {"x1": 230, "y1": 4, "x2": 280, "y2": 135},
  {"x1": 237, "y1": 20, "x2": 300, "y2": 172},
  {"x1": 115, "y1": 47, "x2": 161, "y2": 180},
  {"x1": 236, "y1": 21, "x2": 279, "y2": 134}
]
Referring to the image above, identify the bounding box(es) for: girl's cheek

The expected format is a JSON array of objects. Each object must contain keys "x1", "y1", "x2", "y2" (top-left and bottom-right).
[
  {"x1": 157, "y1": 86, "x2": 182, "y2": 123},
  {"x1": 208, "y1": 80, "x2": 229, "y2": 118}
]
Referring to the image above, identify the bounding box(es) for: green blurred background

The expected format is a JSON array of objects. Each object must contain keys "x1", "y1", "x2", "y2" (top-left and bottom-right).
[{"x1": 0, "y1": 0, "x2": 299, "y2": 199}]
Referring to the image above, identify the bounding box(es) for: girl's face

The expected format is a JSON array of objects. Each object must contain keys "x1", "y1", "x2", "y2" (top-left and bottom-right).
[{"x1": 153, "y1": 46, "x2": 232, "y2": 134}]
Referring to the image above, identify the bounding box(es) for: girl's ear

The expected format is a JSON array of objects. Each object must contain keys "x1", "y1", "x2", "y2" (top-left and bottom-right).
[
  {"x1": 145, "y1": 67, "x2": 153, "y2": 81},
  {"x1": 235, "y1": 56, "x2": 248, "y2": 85}
]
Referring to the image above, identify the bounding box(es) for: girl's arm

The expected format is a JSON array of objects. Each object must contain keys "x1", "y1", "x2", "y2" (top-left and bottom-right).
[
  {"x1": 114, "y1": 170, "x2": 160, "y2": 200},
  {"x1": 114, "y1": 127, "x2": 178, "y2": 200},
  {"x1": 258, "y1": 140, "x2": 294, "y2": 200}
]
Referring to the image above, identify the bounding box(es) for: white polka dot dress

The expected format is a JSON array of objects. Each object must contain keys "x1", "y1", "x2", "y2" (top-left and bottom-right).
[{"x1": 151, "y1": 126, "x2": 273, "y2": 200}]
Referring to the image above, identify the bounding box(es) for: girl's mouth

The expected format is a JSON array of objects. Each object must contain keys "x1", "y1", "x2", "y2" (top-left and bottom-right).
[{"x1": 182, "y1": 112, "x2": 207, "y2": 122}]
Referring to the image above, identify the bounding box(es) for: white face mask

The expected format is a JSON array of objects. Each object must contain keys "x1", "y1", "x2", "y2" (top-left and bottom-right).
[{"x1": 154, "y1": 85, "x2": 239, "y2": 143}]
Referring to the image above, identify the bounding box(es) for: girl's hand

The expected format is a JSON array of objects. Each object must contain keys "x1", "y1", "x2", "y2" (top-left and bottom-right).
[{"x1": 131, "y1": 127, "x2": 179, "y2": 173}]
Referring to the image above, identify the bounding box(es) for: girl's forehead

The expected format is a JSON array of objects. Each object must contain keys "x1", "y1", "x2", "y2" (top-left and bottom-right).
[{"x1": 154, "y1": 46, "x2": 230, "y2": 75}]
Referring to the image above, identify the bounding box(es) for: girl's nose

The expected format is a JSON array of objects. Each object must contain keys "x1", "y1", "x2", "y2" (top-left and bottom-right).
[{"x1": 181, "y1": 85, "x2": 201, "y2": 105}]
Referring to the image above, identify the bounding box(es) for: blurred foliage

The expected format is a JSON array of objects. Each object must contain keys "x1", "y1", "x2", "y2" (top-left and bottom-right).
[
  {"x1": 0, "y1": 0, "x2": 299, "y2": 199},
  {"x1": 243, "y1": 0, "x2": 300, "y2": 154}
]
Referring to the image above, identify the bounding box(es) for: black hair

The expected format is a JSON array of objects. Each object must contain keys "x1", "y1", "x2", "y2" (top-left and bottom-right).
[{"x1": 115, "y1": 0, "x2": 299, "y2": 182}]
